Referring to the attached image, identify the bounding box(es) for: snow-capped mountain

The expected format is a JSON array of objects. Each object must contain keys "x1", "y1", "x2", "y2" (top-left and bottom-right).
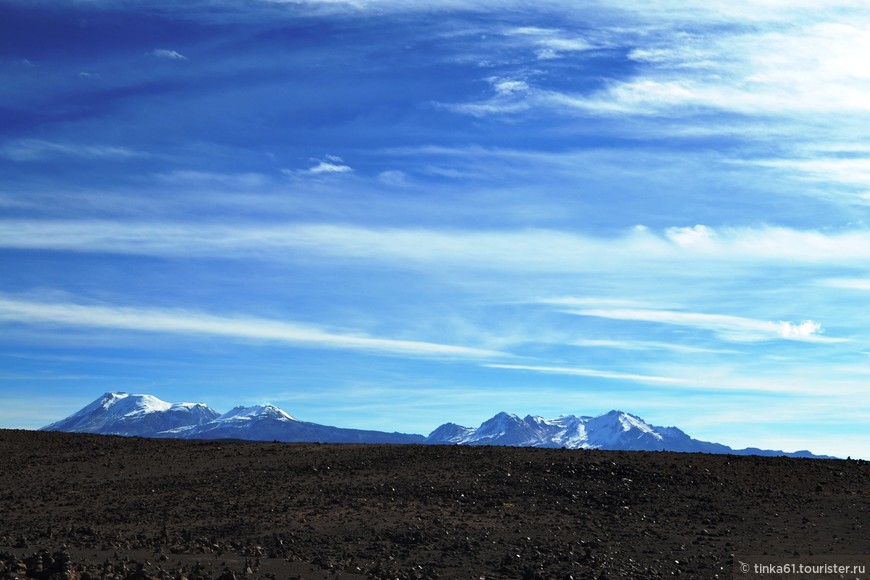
[
  {"x1": 164, "y1": 403, "x2": 426, "y2": 444},
  {"x1": 424, "y1": 410, "x2": 823, "y2": 457},
  {"x1": 159, "y1": 404, "x2": 295, "y2": 438},
  {"x1": 42, "y1": 393, "x2": 828, "y2": 457},
  {"x1": 41, "y1": 392, "x2": 219, "y2": 437},
  {"x1": 424, "y1": 422, "x2": 476, "y2": 443},
  {"x1": 43, "y1": 392, "x2": 425, "y2": 444}
]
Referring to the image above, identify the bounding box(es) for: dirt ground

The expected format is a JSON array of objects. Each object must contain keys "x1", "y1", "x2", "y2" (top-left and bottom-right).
[{"x1": 1, "y1": 429, "x2": 868, "y2": 579}]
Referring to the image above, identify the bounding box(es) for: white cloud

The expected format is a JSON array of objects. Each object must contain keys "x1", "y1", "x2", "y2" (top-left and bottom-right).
[
  {"x1": 665, "y1": 224, "x2": 716, "y2": 248},
  {"x1": 777, "y1": 320, "x2": 824, "y2": 340},
  {"x1": 540, "y1": 297, "x2": 652, "y2": 308},
  {"x1": 155, "y1": 170, "x2": 268, "y2": 188},
  {"x1": 571, "y1": 338, "x2": 735, "y2": 355},
  {"x1": 150, "y1": 49, "x2": 188, "y2": 60},
  {"x1": 0, "y1": 296, "x2": 505, "y2": 360},
  {"x1": 490, "y1": 78, "x2": 529, "y2": 95},
  {"x1": 443, "y1": 8, "x2": 870, "y2": 124},
  {"x1": 742, "y1": 157, "x2": 870, "y2": 203},
  {"x1": 3, "y1": 221, "x2": 870, "y2": 272},
  {"x1": 820, "y1": 278, "x2": 870, "y2": 291},
  {"x1": 627, "y1": 43, "x2": 714, "y2": 70},
  {"x1": 445, "y1": 87, "x2": 533, "y2": 117},
  {"x1": 566, "y1": 308, "x2": 846, "y2": 343},
  {"x1": 0, "y1": 219, "x2": 870, "y2": 276},
  {"x1": 505, "y1": 26, "x2": 596, "y2": 60},
  {"x1": 484, "y1": 363, "x2": 691, "y2": 385},
  {"x1": 309, "y1": 161, "x2": 352, "y2": 174},
  {"x1": 482, "y1": 363, "x2": 863, "y2": 400},
  {"x1": 0, "y1": 139, "x2": 140, "y2": 161},
  {"x1": 283, "y1": 155, "x2": 353, "y2": 177},
  {"x1": 444, "y1": 79, "x2": 706, "y2": 118}
]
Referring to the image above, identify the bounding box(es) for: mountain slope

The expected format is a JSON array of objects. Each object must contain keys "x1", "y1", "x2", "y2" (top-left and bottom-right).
[
  {"x1": 41, "y1": 392, "x2": 219, "y2": 437},
  {"x1": 42, "y1": 394, "x2": 829, "y2": 457},
  {"x1": 424, "y1": 410, "x2": 823, "y2": 457},
  {"x1": 164, "y1": 404, "x2": 425, "y2": 444},
  {"x1": 44, "y1": 392, "x2": 424, "y2": 444}
]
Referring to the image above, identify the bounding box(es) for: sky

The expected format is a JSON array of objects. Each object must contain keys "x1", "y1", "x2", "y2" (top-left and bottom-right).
[{"x1": 1, "y1": 0, "x2": 869, "y2": 458}]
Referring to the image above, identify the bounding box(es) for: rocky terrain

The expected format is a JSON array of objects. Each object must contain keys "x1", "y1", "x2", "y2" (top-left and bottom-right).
[{"x1": 2, "y1": 429, "x2": 868, "y2": 579}]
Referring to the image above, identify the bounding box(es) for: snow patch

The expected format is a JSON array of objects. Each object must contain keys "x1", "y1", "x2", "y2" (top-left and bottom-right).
[{"x1": 216, "y1": 405, "x2": 295, "y2": 422}]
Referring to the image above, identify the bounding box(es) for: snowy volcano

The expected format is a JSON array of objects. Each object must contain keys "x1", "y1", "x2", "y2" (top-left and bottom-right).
[
  {"x1": 167, "y1": 402, "x2": 426, "y2": 443},
  {"x1": 424, "y1": 410, "x2": 822, "y2": 457},
  {"x1": 44, "y1": 392, "x2": 425, "y2": 444},
  {"x1": 42, "y1": 393, "x2": 828, "y2": 457},
  {"x1": 41, "y1": 392, "x2": 219, "y2": 437}
]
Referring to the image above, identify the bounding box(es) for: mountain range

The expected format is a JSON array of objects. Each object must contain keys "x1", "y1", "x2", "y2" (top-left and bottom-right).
[{"x1": 41, "y1": 392, "x2": 828, "y2": 458}]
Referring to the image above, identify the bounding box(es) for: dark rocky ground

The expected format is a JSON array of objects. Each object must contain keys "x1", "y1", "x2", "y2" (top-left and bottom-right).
[{"x1": 2, "y1": 429, "x2": 868, "y2": 579}]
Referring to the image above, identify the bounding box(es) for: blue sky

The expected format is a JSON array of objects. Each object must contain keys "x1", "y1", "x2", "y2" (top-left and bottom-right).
[{"x1": 2, "y1": 0, "x2": 869, "y2": 458}]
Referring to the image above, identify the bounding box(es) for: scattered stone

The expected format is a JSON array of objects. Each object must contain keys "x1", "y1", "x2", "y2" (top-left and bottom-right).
[{"x1": 0, "y1": 430, "x2": 867, "y2": 579}]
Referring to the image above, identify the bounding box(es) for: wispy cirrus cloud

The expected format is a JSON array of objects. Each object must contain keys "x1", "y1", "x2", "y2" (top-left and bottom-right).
[
  {"x1": 445, "y1": 79, "x2": 701, "y2": 118},
  {"x1": 0, "y1": 139, "x2": 142, "y2": 161},
  {"x1": 150, "y1": 48, "x2": 188, "y2": 60},
  {"x1": 505, "y1": 26, "x2": 597, "y2": 60},
  {"x1": 565, "y1": 308, "x2": 845, "y2": 343},
  {"x1": 443, "y1": 9, "x2": 870, "y2": 125},
  {"x1": 741, "y1": 157, "x2": 870, "y2": 205},
  {"x1": 154, "y1": 170, "x2": 269, "y2": 188},
  {"x1": 308, "y1": 160, "x2": 352, "y2": 174},
  {"x1": 484, "y1": 363, "x2": 691, "y2": 385},
  {"x1": 282, "y1": 155, "x2": 353, "y2": 177},
  {"x1": 2, "y1": 220, "x2": 870, "y2": 270},
  {"x1": 820, "y1": 278, "x2": 870, "y2": 291},
  {"x1": 540, "y1": 297, "x2": 654, "y2": 309},
  {"x1": 0, "y1": 296, "x2": 505, "y2": 360},
  {"x1": 486, "y1": 362, "x2": 868, "y2": 398},
  {"x1": 570, "y1": 339, "x2": 736, "y2": 355}
]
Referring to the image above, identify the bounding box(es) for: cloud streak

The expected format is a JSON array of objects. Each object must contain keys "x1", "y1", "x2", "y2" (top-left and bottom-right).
[
  {"x1": 282, "y1": 155, "x2": 353, "y2": 177},
  {"x1": 0, "y1": 140, "x2": 141, "y2": 161},
  {"x1": 0, "y1": 296, "x2": 505, "y2": 360},
  {"x1": 570, "y1": 339, "x2": 735, "y2": 355},
  {"x1": 443, "y1": 10, "x2": 870, "y2": 120},
  {"x1": 505, "y1": 26, "x2": 597, "y2": 60},
  {"x1": 566, "y1": 308, "x2": 845, "y2": 343},
  {"x1": 3, "y1": 220, "x2": 870, "y2": 270},
  {"x1": 150, "y1": 49, "x2": 188, "y2": 60},
  {"x1": 821, "y1": 279, "x2": 870, "y2": 291},
  {"x1": 484, "y1": 363, "x2": 691, "y2": 385}
]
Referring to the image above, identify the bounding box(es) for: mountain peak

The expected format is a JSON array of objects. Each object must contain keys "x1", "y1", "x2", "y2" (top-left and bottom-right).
[
  {"x1": 476, "y1": 411, "x2": 521, "y2": 430},
  {"x1": 218, "y1": 404, "x2": 295, "y2": 422},
  {"x1": 427, "y1": 409, "x2": 716, "y2": 452},
  {"x1": 42, "y1": 392, "x2": 219, "y2": 437},
  {"x1": 43, "y1": 394, "x2": 832, "y2": 457},
  {"x1": 425, "y1": 422, "x2": 475, "y2": 444},
  {"x1": 100, "y1": 391, "x2": 127, "y2": 401}
]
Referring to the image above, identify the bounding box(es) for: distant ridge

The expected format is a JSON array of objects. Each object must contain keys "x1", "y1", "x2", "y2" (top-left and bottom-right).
[
  {"x1": 424, "y1": 410, "x2": 828, "y2": 458},
  {"x1": 41, "y1": 392, "x2": 831, "y2": 458},
  {"x1": 41, "y1": 392, "x2": 219, "y2": 437},
  {"x1": 42, "y1": 392, "x2": 424, "y2": 445}
]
